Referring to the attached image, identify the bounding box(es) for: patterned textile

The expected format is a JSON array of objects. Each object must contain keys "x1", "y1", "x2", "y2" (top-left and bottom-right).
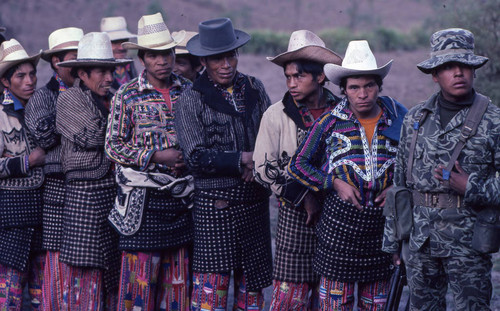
[
  {"x1": 191, "y1": 271, "x2": 265, "y2": 311},
  {"x1": 211, "y1": 72, "x2": 248, "y2": 113},
  {"x1": 315, "y1": 194, "x2": 392, "y2": 282},
  {"x1": 270, "y1": 280, "x2": 318, "y2": 311},
  {"x1": 318, "y1": 276, "x2": 390, "y2": 311},
  {"x1": 43, "y1": 251, "x2": 64, "y2": 311},
  {"x1": 56, "y1": 79, "x2": 112, "y2": 182},
  {"x1": 111, "y1": 63, "x2": 137, "y2": 93},
  {"x1": 0, "y1": 227, "x2": 36, "y2": 272},
  {"x1": 287, "y1": 96, "x2": 402, "y2": 207},
  {"x1": 175, "y1": 71, "x2": 271, "y2": 190},
  {"x1": 192, "y1": 184, "x2": 272, "y2": 291},
  {"x1": 118, "y1": 188, "x2": 193, "y2": 250},
  {"x1": 59, "y1": 174, "x2": 120, "y2": 292},
  {"x1": 105, "y1": 70, "x2": 191, "y2": 172},
  {"x1": 0, "y1": 188, "x2": 42, "y2": 229},
  {"x1": 117, "y1": 248, "x2": 190, "y2": 311},
  {"x1": 25, "y1": 75, "x2": 65, "y2": 174},
  {"x1": 54, "y1": 72, "x2": 69, "y2": 93},
  {"x1": 42, "y1": 175, "x2": 65, "y2": 251},
  {"x1": 0, "y1": 253, "x2": 45, "y2": 311}
]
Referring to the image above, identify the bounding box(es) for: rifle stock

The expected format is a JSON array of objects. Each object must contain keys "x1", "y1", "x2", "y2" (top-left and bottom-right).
[{"x1": 385, "y1": 263, "x2": 408, "y2": 311}]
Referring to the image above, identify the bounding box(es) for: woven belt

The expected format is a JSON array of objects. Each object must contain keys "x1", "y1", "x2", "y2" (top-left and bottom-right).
[{"x1": 412, "y1": 191, "x2": 464, "y2": 209}]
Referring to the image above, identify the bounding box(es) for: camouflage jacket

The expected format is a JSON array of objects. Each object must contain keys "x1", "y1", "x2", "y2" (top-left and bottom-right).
[{"x1": 383, "y1": 91, "x2": 500, "y2": 257}]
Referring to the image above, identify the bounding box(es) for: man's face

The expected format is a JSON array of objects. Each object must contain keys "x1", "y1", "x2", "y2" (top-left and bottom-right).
[
  {"x1": 201, "y1": 50, "x2": 238, "y2": 87},
  {"x1": 174, "y1": 55, "x2": 198, "y2": 82},
  {"x1": 432, "y1": 62, "x2": 474, "y2": 102},
  {"x1": 344, "y1": 75, "x2": 380, "y2": 118},
  {"x1": 140, "y1": 49, "x2": 175, "y2": 84},
  {"x1": 111, "y1": 40, "x2": 128, "y2": 59},
  {"x1": 54, "y1": 50, "x2": 78, "y2": 87},
  {"x1": 284, "y1": 62, "x2": 324, "y2": 104},
  {"x1": 78, "y1": 67, "x2": 114, "y2": 97},
  {"x1": 1, "y1": 62, "x2": 37, "y2": 105}
]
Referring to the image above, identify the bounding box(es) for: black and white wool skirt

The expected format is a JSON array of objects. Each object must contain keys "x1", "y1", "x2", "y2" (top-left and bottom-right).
[
  {"x1": 42, "y1": 174, "x2": 66, "y2": 251},
  {"x1": 192, "y1": 183, "x2": 273, "y2": 291},
  {"x1": 314, "y1": 193, "x2": 392, "y2": 283}
]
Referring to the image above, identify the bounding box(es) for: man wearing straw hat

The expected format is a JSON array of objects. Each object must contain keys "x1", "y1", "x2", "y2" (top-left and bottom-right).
[
  {"x1": 175, "y1": 17, "x2": 273, "y2": 311},
  {"x1": 288, "y1": 40, "x2": 407, "y2": 310},
  {"x1": 253, "y1": 30, "x2": 342, "y2": 310},
  {"x1": 101, "y1": 16, "x2": 138, "y2": 92},
  {"x1": 105, "y1": 12, "x2": 194, "y2": 311},
  {"x1": 24, "y1": 27, "x2": 83, "y2": 308},
  {"x1": 385, "y1": 28, "x2": 500, "y2": 310},
  {"x1": 55, "y1": 31, "x2": 132, "y2": 310},
  {"x1": 0, "y1": 38, "x2": 45, "y2": 310},
  {"x1": 173, "y1": 30, "x2": 203, "y2": 82}
]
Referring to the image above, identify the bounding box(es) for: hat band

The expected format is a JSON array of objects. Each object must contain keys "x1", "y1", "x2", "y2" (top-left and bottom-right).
[
  {"x1": 431, "y1": 48, "x2": 472, "y2": 57},
  {"x1": 51, "y1": 41, "x2": 79, "y2": 50},
  {"x1": 77, "y1": 58, "x2": 116, "y2": 61},
  {"x1": 138, "y1": 22, "x2": 168, "y2": 36},
  {"x1": 0, "y1": 44, "x2": 24, "y2": 59}
]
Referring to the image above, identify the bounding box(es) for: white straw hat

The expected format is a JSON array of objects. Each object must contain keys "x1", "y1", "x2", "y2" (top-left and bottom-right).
[
  {"x1": 57, "y1": 32, "x2": 132, "y2": 67},
  {"x1": 267, "y1": 30, "x2": 342, "y2": 67},
  {"x1": 100, "y1": 16, "x2": 136, "y2": 41},
  {"x1": 324, "y1": 40, "x2": 392, "y2": 85},
  {"x1": 173, "y1": 31, "x2": 198, "y2": 55},
  {"x1": 0, "y1": 39, "x2": 41, "y2": 78},
  {"x1": 41, "y1": 27, "x2": 84, "y2": 62},
  {"x1": 122, "y1": 13, "x2": 184, "y2": 50}
]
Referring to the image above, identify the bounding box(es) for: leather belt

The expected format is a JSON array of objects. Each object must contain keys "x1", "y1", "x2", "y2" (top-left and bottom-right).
[{"x1": 412, "y1": 191, "x2": 463, "y2": 209}]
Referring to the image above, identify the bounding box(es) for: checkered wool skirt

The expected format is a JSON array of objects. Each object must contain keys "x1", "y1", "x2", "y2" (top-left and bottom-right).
[
  {"x1": 273, "y1": 200, "x2": 317, "y2": 284},
  {"x1": 42, "y1": 174, "x2": 66, "y2": 251},
  {"x1": 192, "y1": 183, "x2": 273, "y2": 291}
]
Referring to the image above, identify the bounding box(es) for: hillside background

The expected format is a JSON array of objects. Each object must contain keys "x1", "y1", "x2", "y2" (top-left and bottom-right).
[{"x1": 1, "y1": 0, "x2": 498, "y2": 310}]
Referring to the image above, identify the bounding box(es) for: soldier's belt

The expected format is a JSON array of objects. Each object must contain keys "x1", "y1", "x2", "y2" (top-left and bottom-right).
[{"x1": 412, "y1": 191, "x2": 463, "y2": 209}]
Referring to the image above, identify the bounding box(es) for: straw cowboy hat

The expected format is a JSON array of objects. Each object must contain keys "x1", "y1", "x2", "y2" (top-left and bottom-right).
[
  {"x1": 122, "y1": 13, "x2": 184, "y2": 50},
  {"x1": 267, "y1": 30, "x2": 342, "y2": 67},
  {"x1": 187, "y1": 18, "x2": 250, "y2": 57},
  {"x1": 41, "y1": 27, "x2": 84, "y2": 62},
  {"x1": 172, "y1": 31, "x2": 198, "y2": 55},
  {"x1": 57, "y1": 32, "x2": 132, "y2": 67},
  {"x1": 417, "y1": 28, "x2": 488, "y2": 74},
  {"x1": 0, "y1": 39, "x2": 41, "y2": 78},
  {"x1": 324, "y1": 40, "x2": 393, "y2": 85},
  {"x1": 100, "y1": 16, "x2": 136, "y2": 42}
]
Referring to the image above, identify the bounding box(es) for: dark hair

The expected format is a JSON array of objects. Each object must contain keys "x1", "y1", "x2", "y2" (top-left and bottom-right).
[
  {"x1": 2, "y1": 61, "x2": 36, "y2": 82},
  {"x1": 0, "y1": 34, "x2": 6, "y2": 45},
  {"x1": 339, "y1": 74, "x2": 383, "y2": 95},
  {"x1": 70, "y1": 66, "x2": 97, "y2": 79},
  {"x1": 283, "y1": 59, "x2": 326, "y2": 85},
  {"x1": 50, "y1": 50, "x2": 74, "y2": 72},
  {"x1": 176, "y1": 54, "x2": 202, "y2": 70},
  {"x1": 137, "y1": 48, "x2": 175, "y2": 61}
]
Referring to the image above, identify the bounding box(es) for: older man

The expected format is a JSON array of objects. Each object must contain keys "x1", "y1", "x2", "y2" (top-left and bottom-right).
[
  {"x1": 253, "y1": 30, "x2": 342, "y2": 310},
  {"x1": 384, "y1": 28, "x2": 500, "y2": 311},
  {"x1": 24, "y1": 27, "x2": 83, "y2": 308},
  {"x1": 105, "y1": 13, "x2": 194, "y2": 311},
  {"x1": 288, "y1": 40, "x2": 407, "y2": 310},
  {"x1": 0, "y1": 38, "x2": 45, "y2": 310},
  {"x1": 55, "y1": 32, "x2": 131, "y2": 310},
  {"x1": 175, "y1": 18, "x2": 273, "y2": 311}
]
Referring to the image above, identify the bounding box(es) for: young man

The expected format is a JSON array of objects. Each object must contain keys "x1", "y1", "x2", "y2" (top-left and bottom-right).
[
  {"x1": 55, "y1": 32, "x2": 132, "y2": 310},
  {"x1": 24, "y1": 27, "x2": 83, "y2": 309},
  {"x1": 173, "y1": 30, "x2": 203, "y2": 82},
  {"x1": 384, "y1": 28, "x2": 500, "y2": 310},
  {"x1": 288, "y1": 40, "x2": 407, "y2": 311},
  {"x1": 175, "y1": 17, "x2": 273, "y2": 311},
  {"x1": 101, "y1": 16, "x2": 138, "y2": 92},
  {"x1": 0, "y1": 38, "x2": 45, "y2": 310},
  {"x1": 253, "y1": 30, "x2": 342, "y2": 310},
  {"x1": 105, "y1": 13, "x2": 193, "y2": 311}
]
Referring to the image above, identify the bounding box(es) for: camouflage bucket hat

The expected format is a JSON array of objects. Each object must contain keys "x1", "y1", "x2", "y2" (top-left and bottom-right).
[{"x1": 417, "y1": 28, "x2": 488, "y2": 74}]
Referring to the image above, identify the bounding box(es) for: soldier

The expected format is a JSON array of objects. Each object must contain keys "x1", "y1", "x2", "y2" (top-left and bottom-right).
[
  {"x1": 253, "y1": 30, "x2": 342, "y2": 310},
  {"x1": 383, "y1": 28, "x2": 500, "y2": 310}
]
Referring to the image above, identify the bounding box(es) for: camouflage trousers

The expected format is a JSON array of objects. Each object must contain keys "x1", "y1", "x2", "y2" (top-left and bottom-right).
[{"x1": 406, "y1": 245, "x2": 492, "y2": 311}]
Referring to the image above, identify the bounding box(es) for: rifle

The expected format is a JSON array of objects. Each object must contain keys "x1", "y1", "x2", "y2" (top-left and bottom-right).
[{"x1": 385, "y1": 262, "x2": 409, "y2": 311}]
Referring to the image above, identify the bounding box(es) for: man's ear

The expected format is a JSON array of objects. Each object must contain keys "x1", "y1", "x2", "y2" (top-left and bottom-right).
[
  {"x1": 51, "y1": 55, "x2": 60, "y2": 71},
  {"x1": 0, "y1": 77, "x2": 9, "y2": 89},
  {"x1": 317, "y1": 72, "x2": 326, "y2": 85},
  {"x1": 200, "y1": 57, "x2": 207, "y2": 67},
  {"x1": 77, "y1": 68, "x2": 87, "y2": 80}
]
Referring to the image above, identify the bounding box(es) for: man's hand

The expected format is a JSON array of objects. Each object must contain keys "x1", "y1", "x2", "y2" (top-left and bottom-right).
[
  {"x1": 375, "y1": 185, "x2": 393, "y2": 207},
  {"x1": 28, "y1": 147, "x2": 46, "y2": 168},
  {"x1": 241, "y1": 151, "x2": 254, "y2": 182},
  {"x1": 151, "y1": 148, "x2": 183, "y2": 167},
  {"x1": 434, "y1": 161, "x2": 469, "y2": 195},
  {"x1": 303, "y1": 192, "x2": 321, "y2": 226},
  {"x1": 333, "y1": 178, "x2": 362, "y2": 210}
]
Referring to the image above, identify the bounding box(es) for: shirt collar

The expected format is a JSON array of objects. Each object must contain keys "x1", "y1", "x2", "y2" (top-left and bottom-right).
[{"x1": 2, "y1": 89, "x2": 24, "y2": 111}]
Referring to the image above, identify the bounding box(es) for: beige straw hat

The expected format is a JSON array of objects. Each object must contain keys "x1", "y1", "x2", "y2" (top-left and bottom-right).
[
  {"x1": 122, "y1": 13, "x2": 184, "y2": 50},
  {"x1": 100, "y1": 16, "x2": 136, "y2": 41},
  {"x1": 173, "y1": 31, "x2": 198, "y2": 55},
  {"x1": 0, "y1": 39, "x2": 41, "y2": 78},
  {"x1": 41, "y1": 27, "x2": 84, "y2": 62}
]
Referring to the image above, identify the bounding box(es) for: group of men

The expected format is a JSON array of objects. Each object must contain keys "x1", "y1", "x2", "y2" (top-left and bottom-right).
[{"x1": 0, "y1": 11, "x2": 498, "y2": 311}]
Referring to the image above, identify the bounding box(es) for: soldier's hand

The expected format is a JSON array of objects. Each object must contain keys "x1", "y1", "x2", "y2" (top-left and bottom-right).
[
  {"x1": 375, "y1": 185, "x2": 392, "y2": 207},
  {"x1": 434, "y1": 161, "x2": 469, "y2": 195},
  {"x1": 303, "y1": 192, "x2": 321, "y2": 226},
  {"x1": 333, "y1": 178, "x2": 362, "y2": 210},
  {"x1": 28, "y1": 147, "x2": 46, "y2": 168}
]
